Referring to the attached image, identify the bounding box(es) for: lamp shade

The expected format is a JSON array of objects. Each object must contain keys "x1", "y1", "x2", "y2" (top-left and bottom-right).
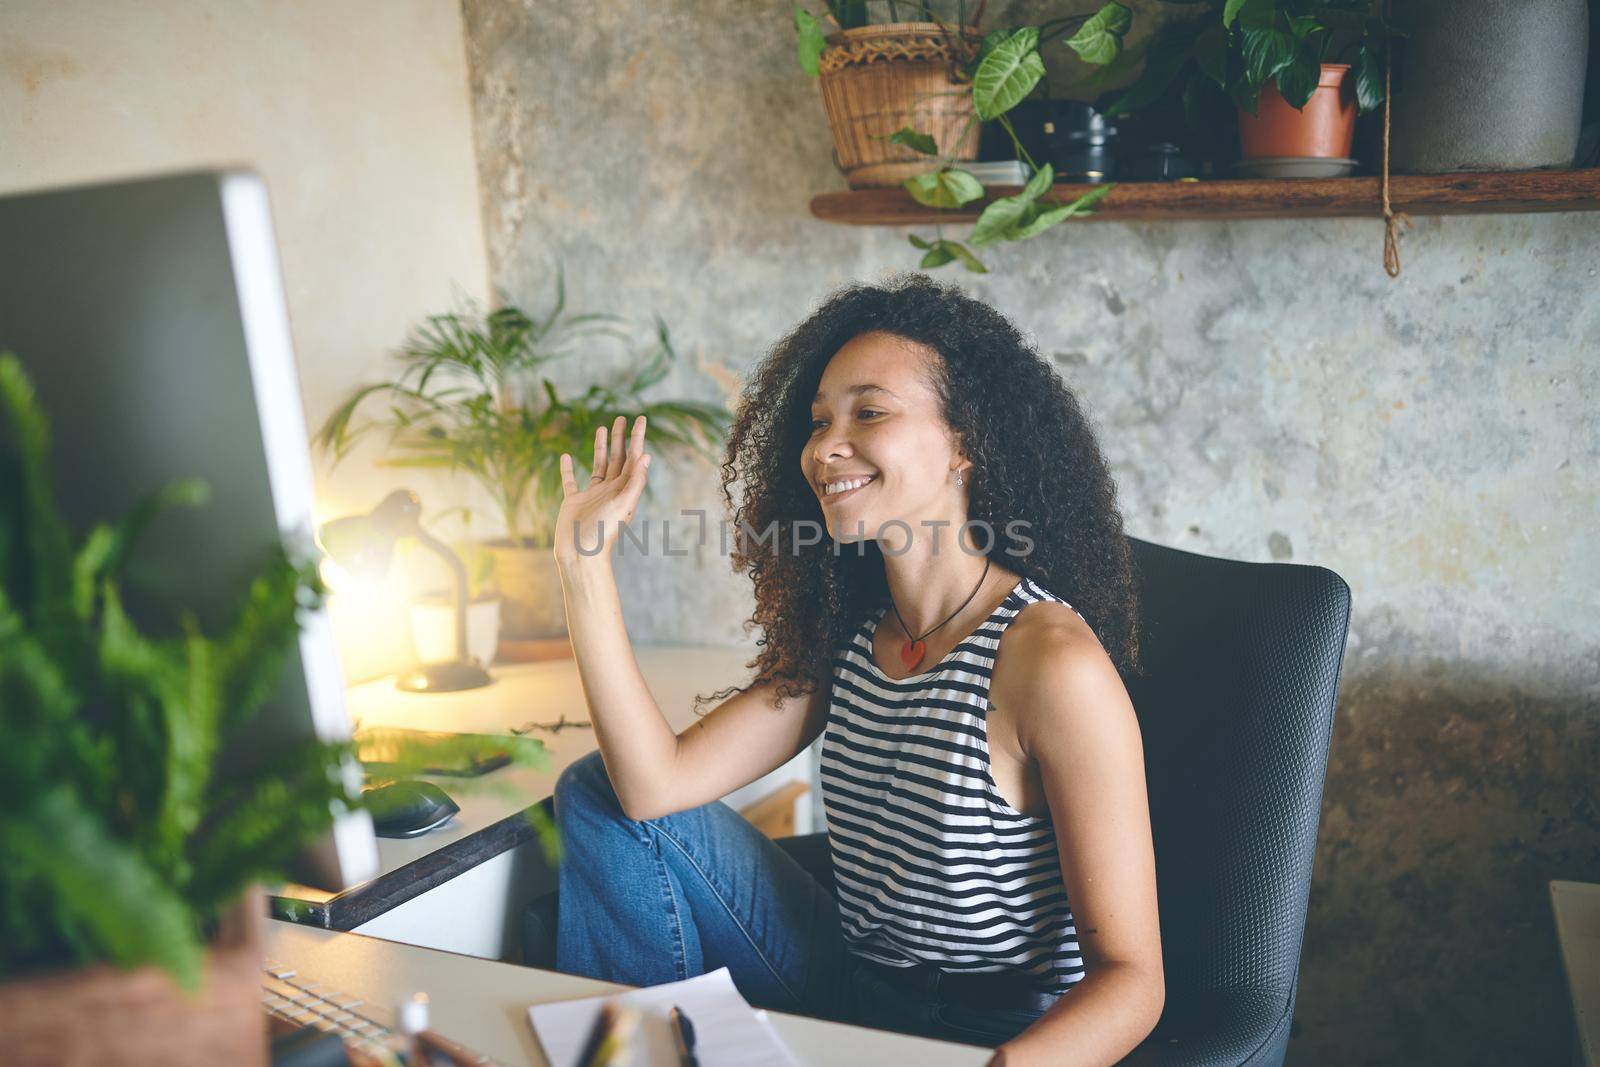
[
  {"x1": 317, "y1": 489, "x2": 424, "y2": 581},
  {"x1": 315, "y1": 489, "x2": 491, "y2": 692}
]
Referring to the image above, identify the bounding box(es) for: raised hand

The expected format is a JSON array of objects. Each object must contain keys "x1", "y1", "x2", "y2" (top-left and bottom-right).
[{"x1": 554, "y1": 414, "x2": 651, "y2": 570}]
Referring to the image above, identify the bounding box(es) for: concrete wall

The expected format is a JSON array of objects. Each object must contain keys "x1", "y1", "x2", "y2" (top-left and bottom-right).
[
  {"x1": 0, "y1": 0, "x2": 492, "y2": 681},
  {"x1": 462, "y1": 2, "x2": 1599, "y2": 1063}
]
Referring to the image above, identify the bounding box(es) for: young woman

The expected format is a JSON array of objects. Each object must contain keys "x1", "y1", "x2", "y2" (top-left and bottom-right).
[{"x1": 550, "y1": 275, "x2": 1162, "y2": 1066}]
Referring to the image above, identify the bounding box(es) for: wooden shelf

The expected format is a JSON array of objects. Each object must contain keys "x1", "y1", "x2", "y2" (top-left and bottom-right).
[{"x1": 810, "y1": 167, "x2": 1600, "y2": 225}]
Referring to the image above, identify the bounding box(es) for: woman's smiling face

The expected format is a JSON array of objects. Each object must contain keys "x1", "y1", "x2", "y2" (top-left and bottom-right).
[{"x1": 802, "y1": 331, "x2": 968, "y2": 543}]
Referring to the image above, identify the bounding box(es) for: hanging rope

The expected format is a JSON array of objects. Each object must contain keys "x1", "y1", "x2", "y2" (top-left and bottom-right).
[{"x1": 1380, "y1": 0, "x2": 1412, "y2": 278}]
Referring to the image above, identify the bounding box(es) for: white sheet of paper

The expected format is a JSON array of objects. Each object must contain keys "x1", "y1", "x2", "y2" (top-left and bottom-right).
[{"x1": 527, "y1": 967, "x2": 800, "y2": 1067}]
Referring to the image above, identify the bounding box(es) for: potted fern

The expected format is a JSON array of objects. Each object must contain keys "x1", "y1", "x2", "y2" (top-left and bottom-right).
[
  {"x1": 315, "y1": 277, "x2": 730, "y2": 649},
  {"x1": 0, "y1": 354, "x2": 547, "y2": 1065}
]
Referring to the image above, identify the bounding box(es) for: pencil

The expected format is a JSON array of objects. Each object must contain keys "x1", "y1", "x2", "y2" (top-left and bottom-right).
[{"x1": 577, "y1": 1003, "x2": 641, "y2": 1067}]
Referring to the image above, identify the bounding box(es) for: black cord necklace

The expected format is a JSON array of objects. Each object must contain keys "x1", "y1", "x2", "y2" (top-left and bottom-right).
[{"x1": 887, "y1": 556, "x2": 991, "y2": 672}]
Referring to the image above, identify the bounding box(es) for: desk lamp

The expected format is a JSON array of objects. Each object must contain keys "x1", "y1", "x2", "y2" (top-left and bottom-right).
[{"x1": 319, "y1": 489, "x2": 492, "y2": 693}]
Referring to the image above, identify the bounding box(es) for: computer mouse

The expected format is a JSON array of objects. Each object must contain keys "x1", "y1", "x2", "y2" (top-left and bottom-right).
[{"x1": 363, "y1": 779, "x2": 460, "y2": 839}]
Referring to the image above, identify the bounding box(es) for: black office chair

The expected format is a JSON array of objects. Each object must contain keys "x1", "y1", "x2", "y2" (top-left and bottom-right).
[{"x1": 527, "y1": 537, "x2": 1351, "y2": 1066}]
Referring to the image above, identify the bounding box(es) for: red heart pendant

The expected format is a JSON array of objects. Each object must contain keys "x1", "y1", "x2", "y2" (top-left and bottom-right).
[{"x1": 900, "y1": 639, "x2": 927, "y2": 671}]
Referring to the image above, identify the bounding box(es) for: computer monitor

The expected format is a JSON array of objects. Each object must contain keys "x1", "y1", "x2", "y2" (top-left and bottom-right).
[{"x1": 0, "y1": 169, "x2": 380, "y2": 890}]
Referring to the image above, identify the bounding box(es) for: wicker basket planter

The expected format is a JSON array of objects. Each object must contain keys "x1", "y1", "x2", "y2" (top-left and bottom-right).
[
  {"x1": 817, "y1": 22, "x2": 982, "y2": 189},
  {"x1": 0, "y1": 888, "x2": 266, "y2": 1067}
]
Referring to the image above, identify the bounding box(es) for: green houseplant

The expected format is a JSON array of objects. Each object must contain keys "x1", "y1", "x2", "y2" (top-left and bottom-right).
[
  {"x1": 1105, "y1": 0, "x2": 1401, "y2": 160},
  {"x1": 315, "y1": 278, "x2": 731, "y2": 644},
  {"x1": 0, "y1": 353, "x2": 548, "y2": 1064},
  {"x1": 795, "y1": 1, "x2": 1135, "y2": 272}
]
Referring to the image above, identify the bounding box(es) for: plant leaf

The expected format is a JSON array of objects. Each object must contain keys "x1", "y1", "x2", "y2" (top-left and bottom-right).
[
  {"x1": 1021, "y1": 183, "x2": 1115, "y2": 237},
  {"x1": 0, "y1": 354, "x2": 76, "y2": 633},
  {"x1": 1066, "y1": 3, "x2": 1132, "y2": 66},
  {"x1": 1009, "y1": 204, "x2": 1079, "y2": 242},
  {"x1": 970, "y1": 197, "x2": 1034, "y2": 248},
  {"x1": 1275, "y1": 44, "x2": 1321, "y2": 109},
  {"x1": 4, "y1": 787, "x2": 203, "y2": 988},
  {"x1": 1223, "y1": 0, "x2": 1250, "y2": 28},
  {"x1": 917, "y1": 238, "x2": 990, "y2": 272},
  {"x1": 979, "y1": 182, "x2": 1115, "y2": 245},
  {"x1": 945, "y1": 241, "x2": 988, "y2": 274},
  {"x1": 1022, "y1": 161, "x2": 1055, "y2": 202},
  {"x1": 1241, "y1": 24, "x2": 1298, "y2": 89},
  {"x1": 966, "y1": 28, "x2": 1010, "y2": 79},
  {"x1": 970, "y1": 164, "x2": 1053, "y2": 248},
  {"x1": 1353, "y1": 42, "x2": 1385, "y2": 112},
  {"x1": 886, "y1": 126, "x2": 939, "y2": 156},
  {"x1": 795, "y1": 7, "x2": 827, "y2": 78},
  {"x1": 972, "y1": 28, "x2": 1044, "y2": 121},
  {"x1": 1077, "y1": 37, "x2": 1146, "y2": 88},
  {"x1": 902, "y1": 168, "x2": 985, "y2": 209},
  {"x1": 626, "y1": 320, "x2": 673, "y2": 393},
  {"x1": 213, "y1": 548, "x2": 312, "y2": 735}
]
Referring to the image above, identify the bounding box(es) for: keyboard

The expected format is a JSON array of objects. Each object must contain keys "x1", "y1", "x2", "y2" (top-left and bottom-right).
[
  {"x1": 262, "y1": 956, "x2": 397, "y2": 1057},
  {"x1": 261, "y1": 958, "x2": 496, "y2": 1065}
]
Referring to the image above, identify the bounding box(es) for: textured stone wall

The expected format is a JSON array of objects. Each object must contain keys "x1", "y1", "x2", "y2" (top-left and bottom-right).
[{"x1": 462, "y1": 2, "x2": 1599, "y2": 1062}]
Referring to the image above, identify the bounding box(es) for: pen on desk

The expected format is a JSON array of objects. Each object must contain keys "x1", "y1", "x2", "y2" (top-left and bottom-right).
[{"x1": 669, "y1": 1005, "x2": 700, "y2": 1067}]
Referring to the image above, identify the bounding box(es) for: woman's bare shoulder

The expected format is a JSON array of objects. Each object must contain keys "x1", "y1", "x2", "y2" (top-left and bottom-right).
[
  {"x1": 992, "y1": 598, "x2": 1129, "y2": 749},
  {"x1": 1001, "y1": 596, "x2": 1102, "y2": 661}
]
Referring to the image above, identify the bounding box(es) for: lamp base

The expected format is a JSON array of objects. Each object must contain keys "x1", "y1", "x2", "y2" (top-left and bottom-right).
[{"x1": 396, "y1": 659, "x2": 493, "y2": 693}]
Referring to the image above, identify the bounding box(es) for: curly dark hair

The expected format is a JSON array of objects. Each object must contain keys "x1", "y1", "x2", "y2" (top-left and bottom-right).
[{"x1": 696, "y1": 273, "x2": 1140, "y2": 712}]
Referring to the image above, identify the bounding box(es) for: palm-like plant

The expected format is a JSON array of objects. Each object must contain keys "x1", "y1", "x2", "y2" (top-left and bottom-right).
[{"x1": 315, "y1": 278, "x2": 730, "y2": 547}]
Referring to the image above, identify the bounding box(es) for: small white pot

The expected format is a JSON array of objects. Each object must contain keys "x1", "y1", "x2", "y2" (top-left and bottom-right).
[{"x1": 409, "y1": 594, "x2": 501, "y2": 667}]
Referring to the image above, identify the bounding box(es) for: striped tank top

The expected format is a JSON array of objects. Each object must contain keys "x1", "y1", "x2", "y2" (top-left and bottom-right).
[{"x1": 820, "y1": 576, "x2": 1087, "y2": 994}]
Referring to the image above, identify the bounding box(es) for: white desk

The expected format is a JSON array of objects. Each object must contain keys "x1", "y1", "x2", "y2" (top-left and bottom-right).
[
  {"x1": 277, "y1": 646, "x2": 817, "y2": 960},
  {"x1": 268, "y1": 920, "x2": 990, "y2": 1067},
  {"x1": 1553, "y1": 880, "x2": 1600, "y2": 1066}
]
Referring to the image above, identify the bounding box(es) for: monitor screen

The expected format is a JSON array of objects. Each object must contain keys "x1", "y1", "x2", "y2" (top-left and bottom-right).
[{"x1": 0, "y1": 169, "x2": 379, "y2": 890}]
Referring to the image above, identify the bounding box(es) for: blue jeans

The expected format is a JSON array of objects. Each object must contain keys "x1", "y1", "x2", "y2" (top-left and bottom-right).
[{"x1": 552, "y1": 751, "x2": 1047, "y2": 1047}]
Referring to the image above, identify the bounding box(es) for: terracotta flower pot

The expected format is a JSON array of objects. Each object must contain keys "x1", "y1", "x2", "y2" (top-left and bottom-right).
[
  {"x1": 0, "y1": 888, "x2": 266, "y2": 1067},
  {"x1": 816, "y1": 22, "x2": 982, "y2": 189},
  {"x1": 1238, "y1": 63, "x2": 1356, "y2": 160}
]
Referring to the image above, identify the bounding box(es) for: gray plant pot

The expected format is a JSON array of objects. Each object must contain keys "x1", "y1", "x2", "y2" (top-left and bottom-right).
[{"x1": 1391, "y1": 0, "x2": 1589, "y2": 173}]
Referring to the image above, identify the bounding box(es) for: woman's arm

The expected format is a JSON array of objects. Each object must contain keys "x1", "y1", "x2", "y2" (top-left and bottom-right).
[
  {"x1": 556, "y1": 416, "x2": 830, "y2": 821},
  {"x1": 986, "y1": 609, "x2": 1165, "y2": 1067},
  {"x1": 554, "y1": 415, "x2": 675, "y2": 819}
]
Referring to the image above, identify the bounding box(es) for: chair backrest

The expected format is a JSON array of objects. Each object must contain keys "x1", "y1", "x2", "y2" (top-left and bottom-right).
[{"x1": 1123, "y1": 537, "x2": 1350, "y2": 1048}]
